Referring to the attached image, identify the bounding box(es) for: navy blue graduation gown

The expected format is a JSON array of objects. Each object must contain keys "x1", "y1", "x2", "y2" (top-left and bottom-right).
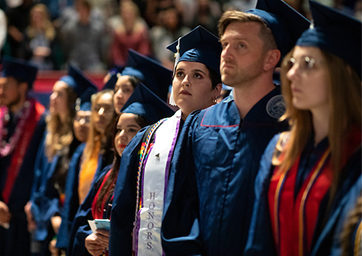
[
  {"x1": 244, "y1": 134, "x2": 362, "y2": 256},
  {"x1": 57, "y1": 142, "x2": 113, "y2": 250},
  {"x1": 56, "y1": 143, "x2": 85, "y2": 249},
  {"x1": 161, "y1": 87, "x2": 288, "y2": 255},
  {"x1": 109, "y1": 127, "x2": 149, "y2": 255},
  {"x1": 30, "y1": 133, "x2": 80, "y2": 243},
  {"x1": 0, "y1": 110, "x2": 46, "y2": 256},
  {"x1": 67, "y1": 165, "x2": 111, "y2": 256}
]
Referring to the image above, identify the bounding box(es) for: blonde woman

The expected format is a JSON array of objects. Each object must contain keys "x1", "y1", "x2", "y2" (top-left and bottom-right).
[
  {"x1": 77, "y1": 90, "x2": 116, "y2": 205},
  {"x1": 25, "y1": 66, "x2": 97, "y2": 255},
  {"x1": 26, "y1": 4, "x2": 56, "y2": 70}
]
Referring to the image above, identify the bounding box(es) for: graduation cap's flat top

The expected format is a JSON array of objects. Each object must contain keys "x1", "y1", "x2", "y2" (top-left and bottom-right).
[
  {"x1": 78, "y1": 85, "x2": 97, "y2": 111},
  {"x1": 247, "y1": 0, "x2": 310, "y2": 58},
  {"x1": 167, "y1": 25, "x2": 221, "y2": 75},
  {"x1": 121, "y1": 83, "x2": 175, "y2": 124},
  {"x1": 102, "y1": 73, "x2": 118, "y2": 91},
  {"x1": 1, "y1": 56, "x2": 38, "y2": 89},
  {"x1": 121, "y1": 49, "x2": 172, "y2": 102},
  {"x1": 297, "y1": 0, "x2": 361, "y2": 78},
  {"x1": 68, "y1": 65, "x2": 98, "y2": 97}
]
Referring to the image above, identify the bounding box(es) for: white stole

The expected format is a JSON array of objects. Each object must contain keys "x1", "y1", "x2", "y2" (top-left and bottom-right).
[{"x1": 135, "y1": 110, "x2": 182, "y2": 255}]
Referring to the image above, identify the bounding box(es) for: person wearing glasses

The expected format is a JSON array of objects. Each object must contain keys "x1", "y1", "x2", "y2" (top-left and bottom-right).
[
  {"x1": 245, "y1": 1, "x2": 361, "y2": 256},
  {"x1": 161, "y1": 1, "x2": 309, "y2": 255}
]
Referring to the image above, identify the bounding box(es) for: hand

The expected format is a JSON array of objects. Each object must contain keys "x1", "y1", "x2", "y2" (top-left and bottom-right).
[
  {"x1": 49, "y1": 238, "x2": 58, "y2": 256},
  {"x1": 85, "y1": 230, "x2": 110, "y2": 256},
  {"x1": 24, "y1": 201, "x2": 36, "y2": 232},
  {"x1": 51, "y1": 216, "x2": 62, "y2": 234},
  {"x1": 0, "y1": 201, "x2": 11, "y2": 224},
  {"x1": 33, "y1": 46, "x2": 51, "y2": 57}
]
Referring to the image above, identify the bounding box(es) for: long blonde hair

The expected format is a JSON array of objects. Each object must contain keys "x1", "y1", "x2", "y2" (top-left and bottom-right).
[
  {"x1": 27, "y1": 4, "x2": 55, "y2": 41},
  {"x1": 82, "y1": 90, "x2": 116, "y2": 163},
  {"x1": 278, "y1": 47, "x2": 361, "y2": 193},
  {"x1": 45, "y1": 85, "x2": 77, "y2": 161}
]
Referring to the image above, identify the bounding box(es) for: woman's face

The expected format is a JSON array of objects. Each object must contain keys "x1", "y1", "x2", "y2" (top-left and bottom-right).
[
  {"x1": 114, "y1": 113, "x2": 142, "y2": 156},
  {"x1": 73, "y1": 110, "x2": 91, "y2": 142},
  {"x1": 286, "y1": 46, "x2": 330, "y2": 112},
  {"x1": 172, "y1": 61, "x2": 220, "y2": 117},
  {"x1": 93, "y1": 92, "x2": 114, "y2": 134},
  {"x1": 49, "y1": 81, "x2": 69, "y2": 116},
  {"x1": 113, "y1": 76, "x2": 135, "y2": 114}
]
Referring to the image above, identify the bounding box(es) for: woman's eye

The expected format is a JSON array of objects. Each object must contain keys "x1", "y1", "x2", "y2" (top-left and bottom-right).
[
  {"x1": 194, "y1": 73, "x2": 202, "y2": 79},
  {"x1": 127, "y1": 128, "x2": 138, "y2": 133},
  {"x1": 238, "y1": 43, "x2": 245, "y2": 49},
  {"x1": 176, "y1": 71, "x2": 184, "y2": 77}
]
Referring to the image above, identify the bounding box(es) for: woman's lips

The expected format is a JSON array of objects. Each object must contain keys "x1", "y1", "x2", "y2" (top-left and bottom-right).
[{"x1": 179, "y1": 90, "x2": 192, "y2": 95}]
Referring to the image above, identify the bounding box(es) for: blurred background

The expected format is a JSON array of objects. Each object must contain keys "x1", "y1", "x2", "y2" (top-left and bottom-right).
[{"x1": 0, "y1": 0, "x2": 360, "y2": 106}]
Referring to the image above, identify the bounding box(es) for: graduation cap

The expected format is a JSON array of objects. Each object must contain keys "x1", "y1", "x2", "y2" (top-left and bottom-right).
[
  {"x1": 167, "y1": 25, "x2": 221, "y2": 76},
  {"x1": 121, "y1": 83, "x2": 175, "y2": 124},
  {"x1": 1, "y1": 56, "x2": 38, "y2": 89},
  {"x1": 76, "y1": 86, "x2": 95, "y2": 111},
  {"x1": 101, "y1": 72, "x2": 118, "y2": 91},
  {"x1": 247, "y1": 0, "x2": 310, "y2": 58},
  {"x1": 296, "y1": 0, "x2": 361, "y2": 78},
  {"x1": 67, "y1": 65, "x2": 98, "y2": 97},
  {"x1": 121, "y1": 49, "x2": 172, "y2": 101}
]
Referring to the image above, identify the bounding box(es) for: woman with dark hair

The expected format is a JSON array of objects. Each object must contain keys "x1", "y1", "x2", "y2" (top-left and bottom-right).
[
  {"x1": 109, "y1": 25, "x2": 222, "y2": 256},
  {"x1": 68, "y1": 83, "x2": 174, "y2": 256},
  {"x1": 245, "y1": 2, "x2": 361, "y2": 255}
]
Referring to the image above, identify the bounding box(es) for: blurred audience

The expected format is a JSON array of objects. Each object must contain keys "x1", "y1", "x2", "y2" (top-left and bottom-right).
[{"x1": 109, "y1": 0, "x2": 151, "y2": 66}]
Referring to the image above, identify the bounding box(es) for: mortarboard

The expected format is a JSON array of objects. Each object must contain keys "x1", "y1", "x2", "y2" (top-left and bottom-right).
[
  {"x1": 247, "y1": 0, "x2": 310, "y2": 58},
  {"x1": 296, "y1": 0, "x2": 361, "y2": 78},
  {"x1": 1, "y1": 56, "x2": 38, "y2": 89},
  {"x1": 102, "y1": 73, "x2": 118, "y2": 91},
  {"x1": 167, "y1": 25, "x2": 221, "y2": 76},
  {"x1": 76, "y1": 86, "x2": 95, "y2": 111},
  {"x1": 67, "y1": 65, "x2": 98, "y2": 97},
  {"x1": 121, "y1": 83, "x2": 175, "y2": 124},
  {"x1": 121, "y1": 49, "x2": 172, "y2": 102}
]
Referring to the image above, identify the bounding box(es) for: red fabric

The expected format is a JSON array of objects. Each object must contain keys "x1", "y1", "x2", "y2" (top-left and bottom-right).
[
  {"x1": 92, "y1": 170, "x2": 112, "y2": 220},
  {"x1": 268, "y1": 128, "x2": 361, "y2": 256},
  {"x1": 268, "y1": 153, "x2": 332, "y2": 256},
  {"x1": 110, "y1": 28, "x2": 151, "y2": 66},
  {"x1": 2, "y1": 99, "x2": 45, "y2": 203}
]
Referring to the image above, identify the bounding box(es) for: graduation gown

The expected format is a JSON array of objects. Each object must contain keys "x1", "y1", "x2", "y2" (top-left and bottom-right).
[
  {"x1": 244, "y1": 130, "x2": 361, "y2": 256},
  {"x1": 67, "y1": 165, "x2": 111, "y2": 256},
  {"x1": 56, "y1": 143, "x2": 85, "y2": 249},
  {"x1": 0, "y1": 100, "x2": 46, "y2": 256},
  {"x1": 57, "y1": 142, "x2": 113, "y2": 250},
  {"x1": 161, "y1": 87, "x2": 288, "y2": 255},
  {"x1": 30, "y1": 132, "x2": 80, "y2": 243},
  {"x1": 110, "y1": 111, "x2": 182, "y2": 255}
]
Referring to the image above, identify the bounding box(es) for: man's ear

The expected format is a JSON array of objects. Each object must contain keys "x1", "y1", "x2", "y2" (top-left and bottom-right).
[
  {"x1": 264, "y1": 49, "x2": 281, "y2": 72},
  {"x1": 213, "y1": 82, "x2": 222, "y2": 99}
]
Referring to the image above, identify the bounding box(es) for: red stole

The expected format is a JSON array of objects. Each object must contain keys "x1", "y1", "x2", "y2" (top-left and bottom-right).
[
  {"x1": 268, "y1": 128, "x2": 361, "y2": 256},
  {"x1": 2, "y1": 99, "x2": 45, "y2": 203},
  {"x1": 91, "y1": 170, "x2": 114, "y2": 220},
  {"x1": 268, "y1": 146, "x2": 332, "y2": 256}
]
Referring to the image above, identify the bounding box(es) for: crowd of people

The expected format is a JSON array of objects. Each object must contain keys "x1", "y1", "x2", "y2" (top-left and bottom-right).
[
  {"x1": 0, "y1": 0, "x2": 361, "y2": 256},
  {"x1": 0, "y1": 0, "x2": 361, "y2": 71}
]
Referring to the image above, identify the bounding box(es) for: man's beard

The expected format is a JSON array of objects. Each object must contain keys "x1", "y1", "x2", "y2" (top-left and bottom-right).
[{"x1": 6, "y1": 93, "x2": 22, "y2": 110}]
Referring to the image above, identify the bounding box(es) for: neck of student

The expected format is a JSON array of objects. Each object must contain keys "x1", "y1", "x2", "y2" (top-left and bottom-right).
[
  {"x1": 233, "y1": 74, "x2": 275, "y2": 119},
  {"x1": 311, "y1": 105, "x2": 330, "y2": 146}
]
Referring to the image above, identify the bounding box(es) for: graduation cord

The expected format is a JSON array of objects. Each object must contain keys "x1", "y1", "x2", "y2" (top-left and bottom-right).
[{"x1": 134, "y1": 120, "x2": 165, "y2": 226}]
